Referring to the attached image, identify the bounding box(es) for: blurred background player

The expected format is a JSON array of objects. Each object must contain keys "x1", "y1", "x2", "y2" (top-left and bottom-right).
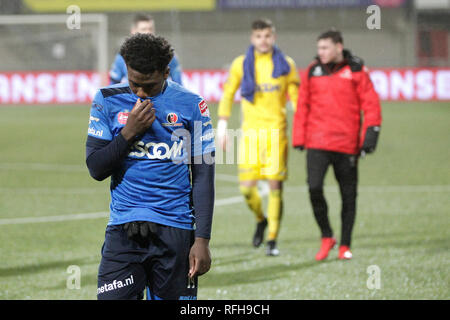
[
  {"x1": 109, "y1": 13, "x2": 183, "y2": 85},
  {"x1": 292, "y1": 30, "x2": 382, "y2": 261},
  {"x1": 217, "y1": 18, "x2": 299, "y2": 256}
]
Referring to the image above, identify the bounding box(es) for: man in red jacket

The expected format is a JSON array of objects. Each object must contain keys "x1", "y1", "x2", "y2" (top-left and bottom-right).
[{"x1": 292, "y1": 30, "x2": 382, "y2": 261}]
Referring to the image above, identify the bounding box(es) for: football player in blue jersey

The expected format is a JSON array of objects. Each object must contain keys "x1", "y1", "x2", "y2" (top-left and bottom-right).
[
  {"x1": 86, "y1": 33, "x2": 215, "y2": 300},
  {"x1": 109, "y1": 13, "x2": 183, "y2": 86}
]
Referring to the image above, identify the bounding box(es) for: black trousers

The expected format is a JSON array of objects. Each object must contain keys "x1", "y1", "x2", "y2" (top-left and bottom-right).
[{"x1": 306, "y1": 149, "x2": 358, "y2": 247}]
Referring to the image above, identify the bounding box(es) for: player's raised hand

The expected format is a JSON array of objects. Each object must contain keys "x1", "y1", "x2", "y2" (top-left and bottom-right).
[{"x1": 121, "y1": 98, "x2": 156, "y2": 141}]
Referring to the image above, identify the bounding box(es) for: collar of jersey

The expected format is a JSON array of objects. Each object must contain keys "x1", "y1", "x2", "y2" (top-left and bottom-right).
[{"x1": 254, "y1": 49, "x2": 272, "y2": 59}]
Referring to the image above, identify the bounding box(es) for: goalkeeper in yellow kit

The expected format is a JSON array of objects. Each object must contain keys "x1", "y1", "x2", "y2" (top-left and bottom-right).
[{"x1": 217, "y1": 18, "x2": 299, "y2": 256}]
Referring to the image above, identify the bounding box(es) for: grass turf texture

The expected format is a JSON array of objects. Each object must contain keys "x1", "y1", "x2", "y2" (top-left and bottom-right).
[{"x1": 0, "y1": 102, "x2": 448, "y2": 299}]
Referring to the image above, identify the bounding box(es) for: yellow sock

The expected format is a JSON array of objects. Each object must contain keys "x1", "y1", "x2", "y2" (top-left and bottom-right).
[
  {"x1": 267, "y1": 189, "x2": 283, "y2": 241},
  {"x1": 240, "y1": 185, "x2": 265, "y2": 222}
]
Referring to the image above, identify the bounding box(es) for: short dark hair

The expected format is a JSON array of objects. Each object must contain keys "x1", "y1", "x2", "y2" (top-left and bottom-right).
[
  {"x1": 317, "y1": 29, "x2": 343, "y2": 44},
  {"x1": 120, "y1": 33, "x2": 174, "y2": 74},
  {"x1": 252, "y1": 18, "x2": 275, "y2": 32},
  {"x1": 133, "y1": 13, "x2": 153, "y2": 25}
]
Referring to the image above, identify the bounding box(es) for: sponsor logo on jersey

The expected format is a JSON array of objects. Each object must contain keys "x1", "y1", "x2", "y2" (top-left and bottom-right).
[
  {"x1": 198, "y1": 100, "x2": 210, "y2": 117},
  {"x1": 162, "y1": 112, "x2": 183, "y2": 127},
  {"x1": 128, "y1": 140, "x2": 184, "y2": 160},
  {"x1": 200, "y1": 131, "x2": 215, "y2": 142},
  {"x1": 88, "y1": 127, "x2": 104, "y2": 137},
  {"x1": 97, "y1": 274, "x2": 134, "y2": 295},
  {"x1": 117, "y1": 112, "x2": 129, "y2": 125},
  {"x1": 255, "y1": 83, "x2": 281, "y2": 93},
  {"x1": 339, "y1": 68, "x2": 352, "y2": 80},
  {"x1": 89, "y1": 116, "x2": 100, "y2": 124},
  {"x1": 312, "y1": 66, "x2": 323, "y2": 77}
]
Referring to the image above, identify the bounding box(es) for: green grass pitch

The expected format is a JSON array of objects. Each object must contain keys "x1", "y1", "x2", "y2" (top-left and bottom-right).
[{"x1": 0, "y1": 102, "x2": 448, "y2": 299}]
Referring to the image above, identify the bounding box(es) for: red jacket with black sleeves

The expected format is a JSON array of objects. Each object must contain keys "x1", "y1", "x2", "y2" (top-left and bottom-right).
[{"x1": 292, "y1": 50, "x2": 382, "y2": 155}]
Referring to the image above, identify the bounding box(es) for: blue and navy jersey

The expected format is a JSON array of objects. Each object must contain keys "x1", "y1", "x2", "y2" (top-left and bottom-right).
[
  {"x1": 87, "y1": 80, "x2": 214, "y2": 229},
  {"x1": 109, "y1": 53, "x2": 183, "y2": 86}
]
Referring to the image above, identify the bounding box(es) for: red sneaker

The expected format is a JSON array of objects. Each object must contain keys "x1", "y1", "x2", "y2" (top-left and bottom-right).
[
  {"x1": 315, "y1": 237, "x2": 336, "y2": 261},
  {"x1": 338, "y1": 245, "x2": 353, "y2": 260}
]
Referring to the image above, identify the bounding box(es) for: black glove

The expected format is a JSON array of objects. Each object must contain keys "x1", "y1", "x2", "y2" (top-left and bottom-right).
[
  {"x1": 123, "y1": 221, "x2": 157, "y2": 244},
  {"x1": 294, "y1": 145, "x2": 305, "y2": 151},
  {"x1": 361, "y1": 126, "x2": 380, "y2": 155}
]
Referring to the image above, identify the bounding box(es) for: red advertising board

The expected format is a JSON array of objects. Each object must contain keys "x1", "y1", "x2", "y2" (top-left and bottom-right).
[
  {"x1": 182, "y1": 68, "x2": 450, "y2": 102},
  {"x1": 0, "y1": 71, "x2": 100, "y2": 105},
  {"x1": 368, "y1": 68, "x2": 450, "y2": 101},
  {"x1": 0, "y1": 68, "x2": 449, "y2": 105}
]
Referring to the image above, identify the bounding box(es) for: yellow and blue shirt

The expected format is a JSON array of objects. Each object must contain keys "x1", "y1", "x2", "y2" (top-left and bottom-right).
[{"x1": 218, "y1": 50, "x2": 299, "y2": 131}]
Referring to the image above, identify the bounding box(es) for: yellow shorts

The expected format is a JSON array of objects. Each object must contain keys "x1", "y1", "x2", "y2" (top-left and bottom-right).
[{"x1": 238, "y1": 128, "x2": 288, "y2": 181}]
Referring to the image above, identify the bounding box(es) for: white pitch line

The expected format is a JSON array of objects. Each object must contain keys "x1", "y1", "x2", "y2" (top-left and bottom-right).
[
  {"x1": 0, "y1": 163, "x2": 238, "y2": 183},
  {"x1": 284, "y1": 185, "x2": 450, "y2": 193},
  {"x1": 215, "y1": 173, "x2": 239, "y2": 183},
  {"x1": 0, "y1": 183, "x2": 448, "y2": 226},
  {"x1": 0, "y1": 160, "x2": 448, "y2": 226},
  {"x1": 2, "y1": 162, "x2": 449, "y2": 192},
  {"x1": 0, "y1": 187, "x2": 106, "y2": 194},
  {"x1": 2, "y1": 184, "x2": 447, "y2": 196},
  {"x1": 215, "y1": 186, "x2": 270, "y2": 206},
  {"x1": 0, "y1": 211, "x2": 109, "y2": 225},
  {"x1": 0, "y1": 190, "x2": 266, "y2": 226},
  {"x1": 0, "y1": 162, "x2": 86, "y2": 172}
]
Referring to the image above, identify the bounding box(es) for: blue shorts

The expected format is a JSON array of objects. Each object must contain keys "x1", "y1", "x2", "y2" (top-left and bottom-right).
[{"x1": 97, "y1": 223, "x2": 197, "y2": 300}]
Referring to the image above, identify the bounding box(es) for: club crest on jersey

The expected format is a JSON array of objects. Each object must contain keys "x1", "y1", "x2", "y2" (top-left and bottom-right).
[
  {"x1": 198, "y1": 100, "x2": 210, "y2": 117},
  {"x1": 117, "y1": 112, "x2": 129, "y2": 125},
  {"x1": 167, "y1": 112, "x2": 178, "y2": 123},
  {"x1": 162, "y1": 112, "x2": 183, "y2": 127},
  {"x1": 89, "y1": 116, "x2": 100, "y2": 124}
]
